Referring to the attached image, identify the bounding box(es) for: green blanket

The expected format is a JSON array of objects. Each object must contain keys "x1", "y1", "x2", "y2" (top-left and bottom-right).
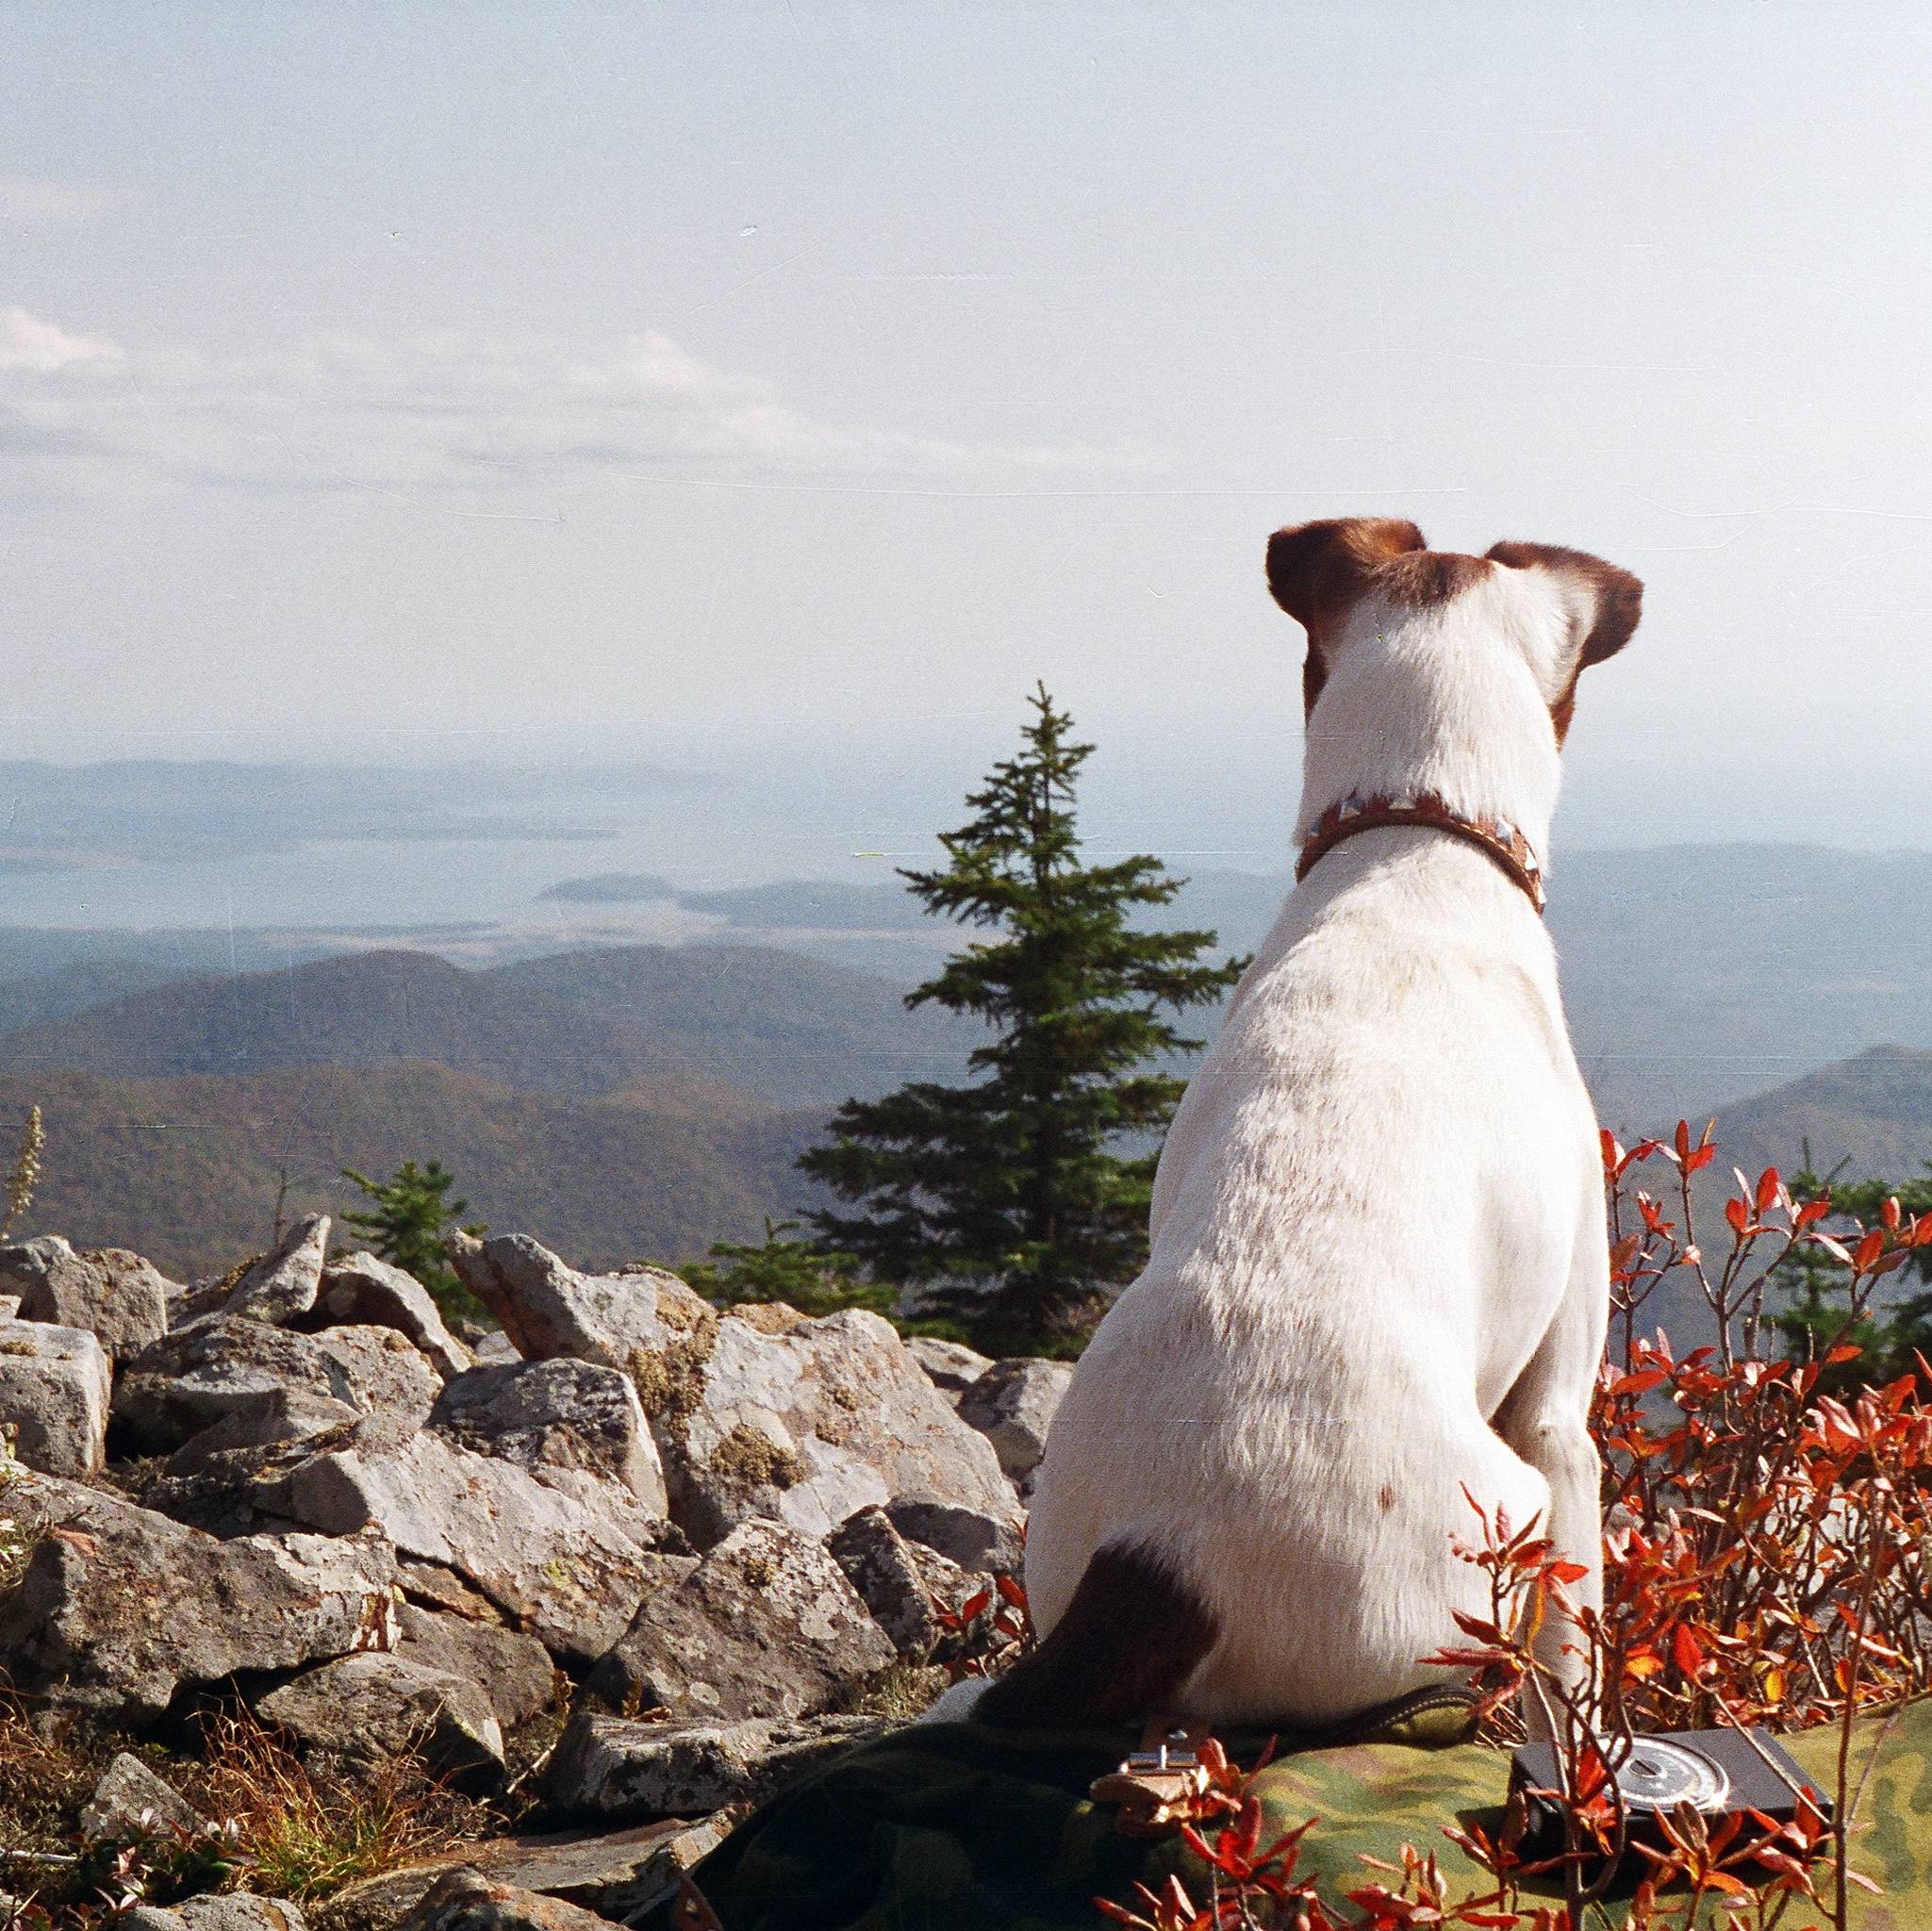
[{"x1": 664, "y1": 1696, "x2": 1932, "y2": 1930}]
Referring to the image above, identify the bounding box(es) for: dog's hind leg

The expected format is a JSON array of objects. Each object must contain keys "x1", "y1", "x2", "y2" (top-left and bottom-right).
[
  {"x1": 973, "y1": 1543, "x2": 1220, "y2": 1729},
  {"x1": 1488, "y1": 1228, "x2": 1609, "y2": 1737}
]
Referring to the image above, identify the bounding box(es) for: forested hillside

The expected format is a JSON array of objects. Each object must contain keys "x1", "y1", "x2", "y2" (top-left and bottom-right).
[{"x1": 0, "y1": 1061, "x2": 821, "y2": 1279}]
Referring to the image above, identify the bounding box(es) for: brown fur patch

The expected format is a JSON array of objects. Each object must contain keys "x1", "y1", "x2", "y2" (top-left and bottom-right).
[
  {"x1": 974, "y1": 1543, "x2": 1219, "y2": 1729},
  {"x1": 1266, "y1": 520, "x2": 1488, "y2": 718},
  {"x1": 1485, "y1": 540, "x2": 1643, "y2": 746}
]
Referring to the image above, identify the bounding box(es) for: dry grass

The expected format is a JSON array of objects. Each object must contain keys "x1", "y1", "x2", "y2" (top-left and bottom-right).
[
  {"x1": 187, "y1": 1710, "x2": 494, "y2": 1904},
  {"x1": 0, "y1": 1682, "x2": 121, "y2": 1855}
]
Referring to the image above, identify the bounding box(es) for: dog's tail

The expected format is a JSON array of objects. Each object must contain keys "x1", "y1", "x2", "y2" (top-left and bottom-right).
[{"x1": 973, "y1": 1542, "x2": 1220, "y2": 1729}]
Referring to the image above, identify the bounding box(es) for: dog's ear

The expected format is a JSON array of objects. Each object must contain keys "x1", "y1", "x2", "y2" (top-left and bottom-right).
[
  {"x1": 1484, "y1": 540, "x2": 1643, "y2": 670},
  {"x1": 1265, "y1": 518, "x2": 1428, "y2": 632},
  {"x1": 1267, "y1": 519, "x2": 1428, "y2": 718},
  {"x1": 1485, "y1": 540, "x2": 1642, "y2": 745}
]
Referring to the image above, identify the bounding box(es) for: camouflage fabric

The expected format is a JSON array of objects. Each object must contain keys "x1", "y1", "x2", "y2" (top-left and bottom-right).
[{"x1": 656, "y1": 1693, "x2": 1932, "y2": 1930}]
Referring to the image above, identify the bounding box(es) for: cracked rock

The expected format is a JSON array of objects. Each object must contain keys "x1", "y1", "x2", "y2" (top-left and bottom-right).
[
  {"x1": 429, "y1": 1357, "x2": 666, "y2": 1510},
  {"x1": 0, "y1": 1467, "x2": 397, "y2": 1725},
  {"x1": 584, "y1": 1516, "x2": 893, "y2": 1720}
]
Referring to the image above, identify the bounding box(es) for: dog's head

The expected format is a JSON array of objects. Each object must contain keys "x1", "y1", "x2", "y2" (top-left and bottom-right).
[
  {"x1": 1265, "y1": 518, "x2": 1642, "y2": 844},
  {"x1": 1265, "y1": 519, "x2": 1641, "y2": 744}
]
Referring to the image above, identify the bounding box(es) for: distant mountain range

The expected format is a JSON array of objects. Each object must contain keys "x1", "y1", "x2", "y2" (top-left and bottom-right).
[{"x1": 0, "y1": 945, "x2": 986, "y2": 1112}]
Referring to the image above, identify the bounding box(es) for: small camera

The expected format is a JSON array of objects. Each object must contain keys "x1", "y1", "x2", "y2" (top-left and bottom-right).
[{"x1": 1509, "y1": 1728, "x2": 1830, "y2": 1867}]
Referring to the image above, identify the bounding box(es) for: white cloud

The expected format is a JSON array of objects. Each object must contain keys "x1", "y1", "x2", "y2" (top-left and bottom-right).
[
  {"x1": 0, "y1": 306, "x2": 122, "y2": 374},
  {"x1": 0, "y1": 177, "x2": 116, "y2": 223},
  {"x1": 0, "y1": 314, "x2": 1161, "y2": 500}
]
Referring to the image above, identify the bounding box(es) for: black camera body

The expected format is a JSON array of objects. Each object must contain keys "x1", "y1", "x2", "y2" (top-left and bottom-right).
[{"x1": 1509, "y1": 1728, "x2": 1830, "y2": 1865}]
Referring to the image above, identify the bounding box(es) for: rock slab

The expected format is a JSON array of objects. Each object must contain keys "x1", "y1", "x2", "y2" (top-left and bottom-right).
[
  {"x1": 264, "y1": 1421, "x2": 671, "y2": 1660},
  {"x1": 256, "y1": 1651, "x2": 504, "y2": 1776}
]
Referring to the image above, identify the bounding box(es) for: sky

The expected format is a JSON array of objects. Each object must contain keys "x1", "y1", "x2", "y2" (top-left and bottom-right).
[{"x1": 7, "y1": 2, "x2": 1932, "y2": 900}]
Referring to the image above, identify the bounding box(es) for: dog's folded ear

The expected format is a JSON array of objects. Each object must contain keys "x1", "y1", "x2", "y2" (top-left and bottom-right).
[
  {"x1": 1264, "y1": 517, "x2": 1428, "y2": 632},
  {"x1": 1484, "y1": 540, "x2": 1643, "y2": 669}
]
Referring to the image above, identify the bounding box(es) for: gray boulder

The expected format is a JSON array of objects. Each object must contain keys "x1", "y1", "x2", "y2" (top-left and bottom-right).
[
  {"x1": 113, "y1": 1318, "x2": 438, "y2": 1455},
  {"x1": 79, "y1": 1751, "x2": 209, "y2": 1840},
  {"x1": 446, "y1": 1234, "x2": 711, "y2": 1367},
  {"x1": 143, "y1": 1393, "x2": 365, "y2": 1538},
  {"x1": 219, "y1": 1214, "x2": 330, "y2": 1325},
  {"x1": 883, "y1": 1496, "x2": 1021, "y2": 1576},
  {"x1": 429, "y1": 1358, "x2": 666, "y2": 1510},
  {"x1": 262, "y1": 1420, "x2": 675, "y2": 1660},
  {"x1": 0, "y1": 1468, "x2": 397, "y2": 1724},
  {"x1": 637, "y1": 1305, "x2": 1016, "y2": 1552},
  {"x1": 394, "y1": 1603, "x2": 558, "y2": 1732},
  {"x1": 906, "y1": 1335, "x2": 992, "y2": 1395},
  {"x1": 0, "y1": 1319, "x2": 109, "y2": 1477},
  {"x1": 547, "y1": 1709, "x2": 877, "y2": 1820},
  {"x1": 585, "y1": 1516, "x2": 893, "y2": 1720},
  {"x1": 312, "y1": 1252, "x2": 471, "y2": 1379},
  {"x1": 256, "y1": 1651, "x2": 504, "y2": 1777},
  {"x1": 0, "y1": 1236, "x2": 169, "y2": 1359},
  {"x1": 397, "y1": 1868, "x2": 614, "y2": 1931},
  {"x1": 957, "y1": 1357, "x2": 1073, "y2": 1483}
]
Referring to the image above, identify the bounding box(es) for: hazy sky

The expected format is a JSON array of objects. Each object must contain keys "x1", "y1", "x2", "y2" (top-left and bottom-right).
[{"x1": 8, "y1": 3, "x2": 1932, "y2": 882}]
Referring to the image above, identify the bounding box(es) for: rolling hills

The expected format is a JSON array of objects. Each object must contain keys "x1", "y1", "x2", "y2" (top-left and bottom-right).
[{"x1": 0, "y1": 1061, "x2": 824, "y2": 1280}]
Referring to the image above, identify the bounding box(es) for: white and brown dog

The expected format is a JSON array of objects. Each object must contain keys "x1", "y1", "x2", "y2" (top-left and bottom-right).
[{"x1": 967, "y1": 518, "x2": 1641, "y2": 1736}]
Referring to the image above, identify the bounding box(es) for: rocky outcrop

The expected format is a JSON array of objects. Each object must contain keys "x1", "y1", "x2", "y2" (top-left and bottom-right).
[
  {"x1": 0, "y1": 1468, "x2": 397, "y2": 1724},
  {"x1": 585, "y1": 1517, "x2": 894, "y2": 1720},
  {"x1": 446, "y1": 1235, "x2": 710, "y2": 1368},
  {"x1": 310, "y1": 1251, "x2": 471, "y2": 1378},
  {"x1": 0, "y1": 1223, "x2": 1030, "y2": 1926},
  {"x1": 636, "y1": 1305, "x2": 1017, "y2": 1552},
  {"x1": 0, "y1": 1318, "x2": 111, "y2": 1476}
]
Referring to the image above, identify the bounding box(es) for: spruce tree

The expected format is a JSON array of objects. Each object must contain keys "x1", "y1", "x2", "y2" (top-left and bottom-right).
[
  {"x1": 798, "y1": 684, "x2": 1247, "y2": 1355},
  {"x1": 340, "y1": 1158, "x2": 484, "y2": 1317}
]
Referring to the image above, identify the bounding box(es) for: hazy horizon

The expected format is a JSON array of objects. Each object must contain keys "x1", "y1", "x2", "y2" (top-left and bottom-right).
[{"x1": 9, "y1": 4, "x2": 1932, "y2": 872}]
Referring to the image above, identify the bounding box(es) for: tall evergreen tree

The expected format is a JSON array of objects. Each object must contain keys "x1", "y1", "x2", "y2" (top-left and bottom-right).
[{"x1": 798, "y1": 684, "x2": 1247, "y2": 1355}]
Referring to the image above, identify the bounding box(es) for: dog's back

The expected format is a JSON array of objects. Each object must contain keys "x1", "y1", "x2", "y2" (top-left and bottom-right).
[{"x1": 978, "y1": 520, "x2": 1640, "y2": 1732}]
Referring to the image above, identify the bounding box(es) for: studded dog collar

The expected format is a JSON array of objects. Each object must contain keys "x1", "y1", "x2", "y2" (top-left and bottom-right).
[{"x1": 1295, "y1": 790, "x2": 1546, "y2": 915}]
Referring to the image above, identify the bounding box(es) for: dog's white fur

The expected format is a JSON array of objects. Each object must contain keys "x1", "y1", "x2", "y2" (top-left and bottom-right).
[{"x1": 1005, "y1": 537, "x2": 1629, "y2": 1732}]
